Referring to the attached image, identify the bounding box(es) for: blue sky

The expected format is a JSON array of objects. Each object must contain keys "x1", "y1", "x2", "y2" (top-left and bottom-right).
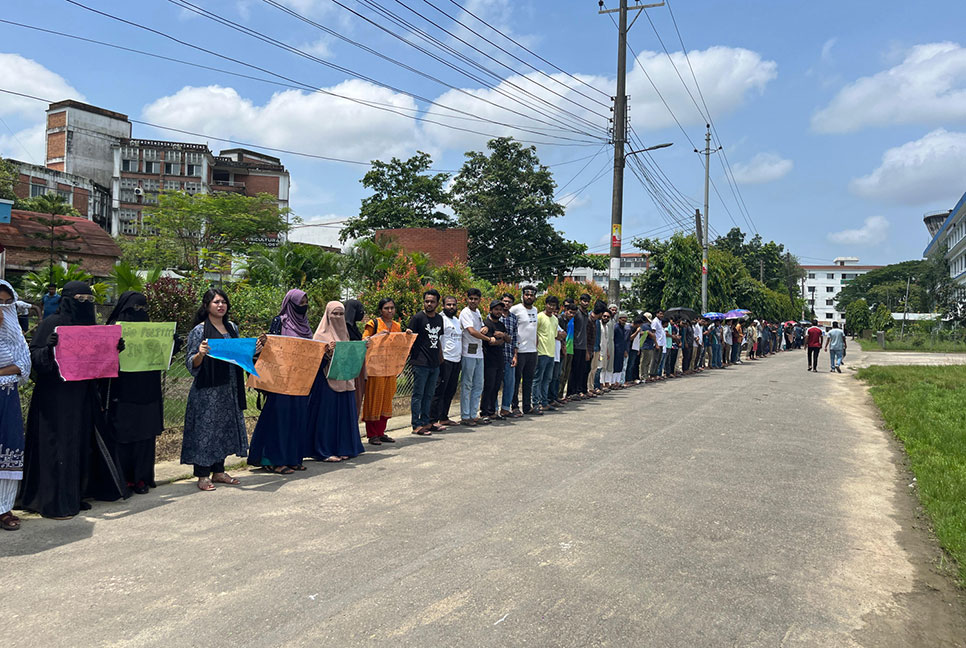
[{"x1": 2, "y1": 0, "x2": 965, "y2": 268}]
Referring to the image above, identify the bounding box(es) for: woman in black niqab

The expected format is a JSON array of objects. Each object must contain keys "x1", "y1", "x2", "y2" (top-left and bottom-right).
[{"x1": 19, "y1": 281, "x2": 116, "y2": 518}]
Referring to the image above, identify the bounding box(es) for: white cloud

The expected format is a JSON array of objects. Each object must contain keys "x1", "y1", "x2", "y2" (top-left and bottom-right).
[
  {"x1": 558, "y1": 192, "x2": 590, "y2": 209},
  {"x1": 813, "y1": 42, "x2": 966, "y2": 133},
  {"x1": 141, "y1": 82, "x2": 424, "y2": 162},
  {"x1": 849, "y1": 129, "x2": 966, "y2": 205},
  {"x1": 300, "y1": 38, "x2": 333, "y2": 59},
  {"x1": 827, "y1": 216, "x2": 890, "y2": 246},
  {"x1": 0, "y1": 53, "x2": 83, "y2": 118},
  {"x1": 0, "y1": 123, "x2": 46, "y2": 165},
  {"x1": 731, "y1": 152, "x2": 793, "y2": 184},
  {"x1": 821, "y1": 38, "x2": 837, "y2": 63}
]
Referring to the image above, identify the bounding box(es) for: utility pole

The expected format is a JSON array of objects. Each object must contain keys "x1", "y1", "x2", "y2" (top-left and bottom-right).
[
  {"x1": 759, "y1": 258, "x2": 764, "y2": 283},
  {"x1": 696, "y1": 124, "x2": 717, "y2": 313},
  {"x1": 900, "y1": 275, "x2": 911, "y2": 339},
  {"x1": 601, "y1": 0, "x2": 664, "y2": 307}
]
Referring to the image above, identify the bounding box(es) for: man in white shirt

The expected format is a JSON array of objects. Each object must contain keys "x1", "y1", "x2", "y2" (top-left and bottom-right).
[
  {"x1": 722, "y1": 322, "x2": 732, "y2": 367},
  {"x1": 692, "y1": 320, "x2": 703, "y2": 369},
  {"x1": 509, "y1": 285, "x2": 539, "y2": 415},
  {"x1": 459, "y1": 288, "x2": 494, "y2": 424},
  {"x1": 650, "y1": 309, "x2": 666, "y2": 379},
  {"x1": 430, "y1": 295, "x2": 462, "y2": 427}
]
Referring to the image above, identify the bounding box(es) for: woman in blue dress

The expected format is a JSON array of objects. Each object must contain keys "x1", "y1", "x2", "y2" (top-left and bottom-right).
[
  {"x1": 0, "y1": 281, "x2": 30, "y2": 531},
  {"x1": 247, "y1": 289, "x2": 313, "y2": 475},
  {"x1": 307, "y1": 301, "x2": 364, "y2": 462}
]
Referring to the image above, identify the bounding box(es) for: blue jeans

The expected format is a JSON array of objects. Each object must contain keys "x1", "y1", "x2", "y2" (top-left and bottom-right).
[
  {"x1": 830, "y1": 348, "x2": 843, "y2": 370},
  {"x1": 711, "y1": 341, "x2": 722, "y2": 367},
  {"x1": 410, "y1": 365, "x2": 440, "y2": 428},
  {"x1": 460, "y1": 356, "x2": 484, "y2": 420},
  {"x1": 731, "y1": 342, "x2": 740, "y2": 363},
  {"x1": 500, "y1": 359, "x2": 515, "y2": 411},
  {"x1": 532, "y1": 355, "x2": 555, "y2": 408},
  {"x1": 657, "y1": 350, "x2": 667, "y2": 375},
  {"x1": 549, "y1": 360, "x2": 562, "y2": 402}
]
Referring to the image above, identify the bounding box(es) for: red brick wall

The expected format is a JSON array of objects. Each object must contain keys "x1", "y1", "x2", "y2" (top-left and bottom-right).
[
  {"x1": 375, "y1": 228, "x2": 468, "y2": 265},
  {"x1": 245, "y1": 174, "x2": 280, "y2": 196},
  {"x1": 47, "y1": 111, "x2": 67, "y2": 129},
  {"x1": 47, "y1": 132, "x2": 66, "y2": 159}
]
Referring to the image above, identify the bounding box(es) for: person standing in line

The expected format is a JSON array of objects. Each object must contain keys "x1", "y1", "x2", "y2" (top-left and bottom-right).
[
  {"x1": 722, "y1": 320, "x2": 732, "y2": 367},
  {"x1": 680, "y1": 318, "x2": 693, "y2": 374},
  {"x1": 308, "y1": 301, "x2": 365, "y2": 461},
  {"x1": 479, "y1": 300, "x2": 507, "y2": 422},
  {"x1": 732, "y1": 320, "x2": 744, "y2": 364},
  {"x1": 709, "y1": 320, "x2": 722, "y2": 368},
  {"x1": 550, "y1": 303, "x2": 569, "y2": 405},
  {"x1": 41, "y1": 284, "x2": 61, "y2": 320},
  {"x1": 430, "y1": 296, "x2": 462, "y2": 428},
  {"x1": 693, "y1": 318, "x2": 704, "y2": 370},
  {"x1": 825, "y1": 321, "x2": 847, "y2": 373},
  {"x1": 597, "y1": 309, "x2": 614, "y2": 389},
  {"x1": 248, "y1": 289, "x2": 312, "y2": 474},
  {"x1": 498, "y1": 293, "x2": 518, "y2": 419},
  {"x1": 510, "y1": 286, "x2": 539, "y2": 416},
  {"x1": 649, "y1": 310, "x2": 666, "y2": 380},
  {"x1": 532, "y1": 295, "x2": 559, "y2": 413},
  {"x1": 361, "y1": 298, "x2": 402, "y2": 445},
  {"x1": 626, "y1": 316, "x2": 642, "y2": 384},
  {"x1": 745, "y1": 320, "x2": 757, "y2": 360},
  {"x1": 612, "y1": 313, "x2": 628, "y2": 387},
  {"x1": 665, "y1": 318, "x2": 680, "y2": 378},
  {"x1": 639, "y1": 313, "x2": 655, "y2": 383},
  {"x1": 556, "y1": 300, "x2": 575, "y2": 401},
  {"x1": 805, "y1": 319, "x2": 823, "y2": 372},
  {"x1": 459, "y1": 288, "x2": 492, "y2": 426},
  {"x1": 0, "y1": 281, "x2": 30, "y2": 531},
  {"x1": 407, "y1": 290, "x2": 443, "y2": 435},
  {"x1": 343, "y1": 299, "x2": 367, "y2": 414},
  {"x1": 587, "y1": 301, "x2": 604, "y2": 394},
  {"x1": 568, "y1": 294, "x2": 590, "y2": 399}
]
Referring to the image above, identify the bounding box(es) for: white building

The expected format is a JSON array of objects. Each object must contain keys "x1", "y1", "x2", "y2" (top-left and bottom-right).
[
  {"x1": 800, "y1": 257, "x2": 882, "y2": 326},
  {"x1": 923, "y1": 192, "x2": 966, "y2": 299},
  {"x1": 566, "y1": 253, "x2": 648, "y2": 292}
]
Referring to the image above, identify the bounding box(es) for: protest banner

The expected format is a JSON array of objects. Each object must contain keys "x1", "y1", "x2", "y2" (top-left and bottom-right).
[
  {"x1": 247, "y1": 335, "x2": 326, "y2": 396},
  {"x1": 364, "y1": 332, "x2": 415, "y2": 377},
  {"x1": 327, "y1": 340, "x2": 368, "y2": 381},
  {"x1": 207, "y1": 337, "x2": 259, "y2": 376},
  {"x1": 118, "y1": 321, "x2": 176, "y2": 372},
  {"x1": 54, "y1": 325, "x2": 122, "y2": 381}
]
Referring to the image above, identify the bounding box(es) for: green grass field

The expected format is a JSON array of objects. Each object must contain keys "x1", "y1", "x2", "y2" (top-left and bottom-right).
[
  {"x1": 855, "y1": 338, "x2": 966, "y2": 353},
  {"x1": 858, "y1": 365, "x2": 966, "y2": 584}
]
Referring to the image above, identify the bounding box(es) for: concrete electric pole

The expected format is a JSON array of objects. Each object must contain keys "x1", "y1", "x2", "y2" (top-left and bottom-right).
[
  {"x1": 696, "y1": 124, "x2": 717, "y2": 313},
  {"x1": 601, "y1": 0, "x2": 665, "y2": 307}
]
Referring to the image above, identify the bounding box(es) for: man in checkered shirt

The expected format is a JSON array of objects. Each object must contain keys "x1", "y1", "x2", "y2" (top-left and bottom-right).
[{"x1": 498, "y1": 292, "x2": 518, "y2": 419}]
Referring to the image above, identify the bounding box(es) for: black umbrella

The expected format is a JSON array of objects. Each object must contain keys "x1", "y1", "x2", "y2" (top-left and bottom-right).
[{"x1": 665, "y1": 307, "x2": 699, "y2": 320}]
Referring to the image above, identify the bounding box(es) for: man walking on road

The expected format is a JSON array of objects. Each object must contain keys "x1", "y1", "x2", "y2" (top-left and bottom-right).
[
  {"x1": 805, "y1": 319, "x2": 824, "y2": 373},
  {"x1": 825, "y1": 321, "x2": 847, "y2": 373}
]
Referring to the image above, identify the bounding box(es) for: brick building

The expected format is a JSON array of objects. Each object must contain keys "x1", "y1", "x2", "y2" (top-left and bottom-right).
[
  {"x1": 374, "y1": 228, "x2": 468, "y2": 265},
  {"x1": 9, "y1": 159, "x2": 111, "y2": 229},
  {"x1": 0, "y1": 209, "x2": 122, "y2": 277}
]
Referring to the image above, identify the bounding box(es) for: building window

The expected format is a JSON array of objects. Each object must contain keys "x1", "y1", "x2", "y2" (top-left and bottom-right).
[
  {"x1": 120, "y1": 178, "x2": 138, "y2": 190},
  {"x1": 142, "y1": 149, "x2": 159, "y2": 161},
  {"x1": 143, "y1": 161, "x2": 159, "y2": 174},
  {"x1": 185, "y1": 181, "x2": 202, "y2": 194},
  {"x1": 826, "y1": 299, "x2": 834, "y2": 306},
  {"x1": 119, "y1": 209, "x2": 140, "y2": 235},
  {"x1": 186, "y1": 152, "x2": 203, "y2": 165},
  {"x1": 164, "y1": 180, "x2": 181, "y2": 191},
  {"x1": 808, "y1": 273, "x2": 815, "y2": 279},
  {"x1": 29, "y1": 183, "x2": 47, "y2": 197},
  {"x1": 122, "y1": 159, "x2": 138, "y2": 172},
  {"x1": 164, "y1": 162, "x2": 181, "y2": 175},
  {"x1": 827, "y1": 273, "x2": 835, "y2": 279},
  {"x1": 120, "y1": 189, "x2": 136, "y2": 203},
  {"x1": 826, "y1": 286, "x2": 835, "y2": 293},
  {"x1": 807, "y1": 286, "x2": 815, "y2": 292},
  {"x1": 186, "y1": 164, "x2": 202, "y2": 177},
  {"x1": 826, "y1": 313, "x2": 834, "y2": 319},
  {"x1": 142, "y1": 179, "x2": 159, "y2": 191}
]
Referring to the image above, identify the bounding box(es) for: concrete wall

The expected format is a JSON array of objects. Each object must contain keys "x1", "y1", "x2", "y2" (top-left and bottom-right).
[{"x1": 47, "y1": 105, "x2": 131, "y2": 188}]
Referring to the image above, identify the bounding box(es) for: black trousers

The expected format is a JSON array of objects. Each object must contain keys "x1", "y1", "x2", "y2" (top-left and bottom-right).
[
  {"x1": 430, "y1": 359, "x2": 461, "y2": 422},
  {"x1": 481, "y1": 357, "x2": 505, "y2": 417},
  {"x1": 568, "y1": 350, "x2": 587, "y2": 397},
  {"x1": 626, "y1": 349, "x2": 639, "y2": 382},
  {"x1": 193, "y1": 460, "x2": 225, "y2": 478},
  {"x1": 681, "y1": 346, "x2": 692, "y2": 373},
  {"x1": 512, "y1": 352, "x2": 537, "y2": 412},
  {"x1": 807, "y1": 347, "x2": 820, "y2": 370}
]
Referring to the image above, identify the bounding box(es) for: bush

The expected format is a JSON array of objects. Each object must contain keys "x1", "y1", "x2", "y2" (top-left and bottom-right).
[
  {"x1": 223, "y1": 283, "x2": 288, "y2": 337},
  {"x1": 144, "y1": 278, "x2": 200, "y2": 334},
  {"x1": 359, "y1": 254, "x2": 425, "y2": 326}
]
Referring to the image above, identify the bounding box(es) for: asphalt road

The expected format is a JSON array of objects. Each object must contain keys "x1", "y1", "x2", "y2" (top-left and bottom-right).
[{"x1": 3, "y1": 350, "x2": 965, "y2": 647}]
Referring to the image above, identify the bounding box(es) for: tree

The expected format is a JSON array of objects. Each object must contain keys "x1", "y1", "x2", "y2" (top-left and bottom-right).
[
  {"x1": 712, "y1": 227, "x2": 803, "y2": 297},
  {"x1": 243, "y1": 242, "x2": 341, "y2": 289},
  {"x1": 137, "y1": 191, "x2": 291, "y2": 271},
  {"x1": 339, "y1": 152, "x2": 453, "y2": 243},
  {"x1": 451, "y1": 137, "x2": 591, "y2": 283},
  {"x1": 835, "y1": 260, "x2": 940, "y2": 313},
  {"x1": 872, "y1": 302, "x2": 894, "y2": 331},
  {"x1": 0, "y1": 157, "x2": 17, "y2": 202},
  {"x1": 844, "y1": 298, "x2": 872, "y2": 336},
  {"x1": 22, "y1": 194, "x2": 83, "y2": 280}
]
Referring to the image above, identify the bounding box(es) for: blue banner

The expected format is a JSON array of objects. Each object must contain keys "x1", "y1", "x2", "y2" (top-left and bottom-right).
[{"x1": 207, "y1": 337, "x2": 259, "y2": 377}]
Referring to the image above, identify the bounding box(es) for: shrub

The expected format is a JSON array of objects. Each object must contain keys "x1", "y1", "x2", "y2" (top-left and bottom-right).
[
  {"x1": 144, "y1": 278, "x2": 200, "y2": 334},
  {"x1": 223, "y1": 283, "x2": 288, "y2": 337}
]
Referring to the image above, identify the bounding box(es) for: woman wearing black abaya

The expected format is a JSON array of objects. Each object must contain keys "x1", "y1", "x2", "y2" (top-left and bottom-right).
[
  {"x1": 343, "y1": 299, "x2": 366, "y2": 414},
  {"x1": 19, "y1": 281, "x2": 118, "y2": 519},
  {"x1": 93, "y1": 291, "x2": 173, "y2": 496}
]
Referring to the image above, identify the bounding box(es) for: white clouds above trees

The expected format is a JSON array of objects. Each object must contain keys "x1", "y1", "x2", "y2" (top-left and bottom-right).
[
  {"x1": 731, "y1": 153, "x2": 792, "y2": 184},
  {"x1": 828, "y1": 216, "x2": 890, "y2": 246}
]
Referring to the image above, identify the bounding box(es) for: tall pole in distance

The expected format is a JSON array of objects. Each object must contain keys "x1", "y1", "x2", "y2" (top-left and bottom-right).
[{"x1": 701, "y1": 124, "x2": 711, "y2": 313}]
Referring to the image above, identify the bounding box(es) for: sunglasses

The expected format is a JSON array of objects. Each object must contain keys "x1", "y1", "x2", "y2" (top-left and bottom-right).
[{"x1": 73, "y1": 294, "x2": 96, "y2": 303}]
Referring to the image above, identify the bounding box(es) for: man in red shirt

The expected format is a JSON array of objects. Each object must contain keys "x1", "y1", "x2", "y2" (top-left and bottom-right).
[{"x1": 805, "y1": 319, "x2": 824, "y2": 372}]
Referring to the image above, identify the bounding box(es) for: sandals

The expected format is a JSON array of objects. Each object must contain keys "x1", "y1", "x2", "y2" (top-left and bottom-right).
[
  {"x1": 265, "y1": 465, "x2": 295, "y2": 475},
  {"x1": 412, "y1": 426, "x2": 433, "y2": 436},
  {"x1": 291, "y1": 465, "x2": 307, "y2": 471},
  {"x1": 212, "y1": 473, "x2": 240, "y2": 485},
  {"x1": 1, "y1": 512, "x2": 20, "y2": 531},
  {"x1": 368, "y1": 437, "x2": 383, "y2": 445},
  {"x1": 197, "y1": 477, "x2": 216, "y2": 492},
  {"x1": 323, "y1": 456, "x2": 343, "y2": 462}
]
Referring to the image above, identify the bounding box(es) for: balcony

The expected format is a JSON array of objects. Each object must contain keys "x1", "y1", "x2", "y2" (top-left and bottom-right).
[{"x1": 211, "y1": 180, "x2": 246, "y2": 194}]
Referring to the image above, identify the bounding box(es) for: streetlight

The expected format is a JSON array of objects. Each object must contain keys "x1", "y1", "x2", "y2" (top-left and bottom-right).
[{"x1": 608, "y1": 142, "x2": 673, "y2": 305}]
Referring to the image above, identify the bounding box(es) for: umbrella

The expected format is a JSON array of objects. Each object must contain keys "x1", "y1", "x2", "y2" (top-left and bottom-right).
[
  {"x1": 723, "y1": 309, "x2": 747, "y2": 319},
  {"x1": 783, "y1": 320, "x2": 796, "y2": 327},
  {"x1": 703, "y1": 312, "x2": 725, "y2": 320},
  {"x1": 666, "y1": 307, "x2": 699, "y2": 320}
]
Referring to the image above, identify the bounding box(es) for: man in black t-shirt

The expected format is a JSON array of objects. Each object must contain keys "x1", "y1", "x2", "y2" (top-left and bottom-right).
[
  {"x1": 480, "y1": 300, "x2": 507, "y2": 421},
  {"x1": 408, "y1": 289, "x2": 443, "y2": 435}
]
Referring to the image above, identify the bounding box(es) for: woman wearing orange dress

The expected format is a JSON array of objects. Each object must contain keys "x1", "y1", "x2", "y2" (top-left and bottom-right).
[{"x1": 361, "y1": 298, "x2": 400, "y2": 446}]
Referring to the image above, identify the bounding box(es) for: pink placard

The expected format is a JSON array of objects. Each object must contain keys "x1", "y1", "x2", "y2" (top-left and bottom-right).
[{"x1": 54, "y1": 325, "x2": 122, "y2": 381}]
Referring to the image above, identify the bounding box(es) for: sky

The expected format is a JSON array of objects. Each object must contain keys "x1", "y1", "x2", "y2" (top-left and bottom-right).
[{"x1": 2, "y1": 0, "x2": 966, "y2": 269}]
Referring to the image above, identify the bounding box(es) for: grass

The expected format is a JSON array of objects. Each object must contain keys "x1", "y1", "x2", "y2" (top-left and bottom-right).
[
  {"x1": 855, "y1": 338, "x2": 966, "y2": 353},
  {"x1": 857, "y1": 365, "x2": 966, "y2": 584}
]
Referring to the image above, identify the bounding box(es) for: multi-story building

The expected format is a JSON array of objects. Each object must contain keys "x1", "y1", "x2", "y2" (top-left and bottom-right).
[
  {"x1": 9, "y1": 159, "x2": 111, "y2": 228},
  {"x1": 566, "y1": 253, "x2": 648, "y2": 292},
  {"x1": 42, "y1": 100, "x2": 290, "y2": 237},
  {"x1": 800, "y1": 257, "x2": 882, "y2": 326},
  {"x1": 923, "y1": 192, "x2": 966, "y2": 300}
]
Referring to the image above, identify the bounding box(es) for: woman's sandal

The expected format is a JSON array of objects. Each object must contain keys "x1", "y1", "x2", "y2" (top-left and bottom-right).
[
  {"x1": 323, "y1": 456, "x2": 342, "y2": 462},
  {"x1": 412, "y1": 426, "x2": 432, "y2": 436},
  {"x1": 197, "y1": 477, "x2": 216, "y2": 492},
  {"x1": 1, "y1": 512, "x2": 20, "y2": 531},
  {"x1": 269, "y1": 466, "x2": 295, "y2": 475},
  {"x1": 291, "y1": 465, "x2": 307, "y2": 471},
  {"x1": 211, "y1": 473, "x2": 241, "y2": 485}
]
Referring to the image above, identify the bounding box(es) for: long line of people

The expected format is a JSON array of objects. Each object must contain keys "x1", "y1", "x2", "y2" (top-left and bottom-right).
[{"x1": 0, "y1": 282, "x2": 799, "y2": 530}]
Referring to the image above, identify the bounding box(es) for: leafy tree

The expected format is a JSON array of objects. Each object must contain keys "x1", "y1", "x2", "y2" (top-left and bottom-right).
[
  {"x1": 844, "y1": 298, "x2": 872, "y2": 336},
  {"x1": 872, "y1": 302, "x2": 894, "y2": 331},
  {"x1": 243, "y1": 242, "x2": 341, "y2": 289},
  {"x1": 712, "y1": 227, "x2": 803, "y2": 298},
  {"x1": 22, "y1": 263, "x2": 92, "y2": 301},
  {"x1": 359, "y1": 254, "x2": 425, "y2": 324},
  {"x1": 21, "y1": 194, "x2": 83, "y2": 279},
  {"x1": 451, "y1": 137, "x2": 591, "y2": 283},
  {"x1": 143, "y1": 278, "x2": 201, "y2": 334},
  {"x1": 107, "y1": 261, "x2": 162, "y2": 295},
  {"x1": 339, "y1": 152, "x2": 453, "y2": 243},
  {"x1": 136, "y1": 191, "x2": 291, "y2": 271},
  {"x1": 835, "y1": 260, "x2": 938, "y2": 313},
  {"x1": 0, "y1": 157, "x2": 17, "y2": 202}
]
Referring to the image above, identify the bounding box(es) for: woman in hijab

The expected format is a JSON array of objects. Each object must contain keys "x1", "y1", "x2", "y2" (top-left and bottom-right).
[
  {"x1": 307, "y1": 301, "x2": 364, "y2": 462},
  {"x1": 361, "y1": 298, "x2": 401, "y2": 445},
  {"x1": 182, "y1": 288, "x2": 251, "y2": 492},
  {"x1": 91, "y1": 291, "x2": 171, "y2": 497},
  {"x1": 247, "y1": 289, "x2": 312, "y2": 474},
  {"x1": 343, "y1": 299, "x2": 366, "y2": 413},
  {"x1": 0, "y1": 281, "x2": 31, "y2": 531},
  {"x1": 20, "y1": 281, "x2": 119, "y2": 518}
]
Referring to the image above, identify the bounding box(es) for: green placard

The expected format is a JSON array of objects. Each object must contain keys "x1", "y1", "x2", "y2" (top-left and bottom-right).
[
  {"x1": 326, "y1": 340, "x2": 367, "y2": 381},
  {"x1": 119, "y1": 321, "x2": 177, "y2": 372}
]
